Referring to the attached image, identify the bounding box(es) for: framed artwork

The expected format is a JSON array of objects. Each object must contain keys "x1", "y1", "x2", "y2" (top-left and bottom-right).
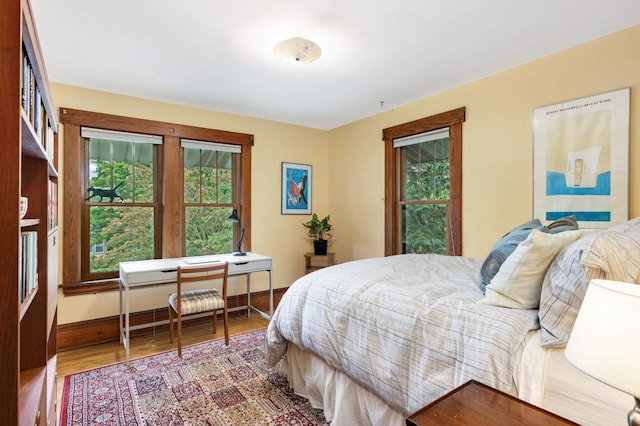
[
  {"x1": 533, "y1": 88, "x2": 630, "y2": 228},
  {"x1": 281, "y1": 162, "x2": 311, "y2": 214}
]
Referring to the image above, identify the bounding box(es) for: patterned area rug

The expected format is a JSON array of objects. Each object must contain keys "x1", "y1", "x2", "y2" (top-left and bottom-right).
[{"x1": 60, "y1": 328, "x2": 328, "y2": 425}]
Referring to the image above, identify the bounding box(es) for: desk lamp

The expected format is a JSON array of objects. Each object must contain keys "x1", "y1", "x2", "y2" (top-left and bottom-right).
[
  {"x1": 565, "y1": 279, "x2": 640, "y2": 426},
  {"x1": 227, "y1": 208, "x2": 246, "y2": 256}
]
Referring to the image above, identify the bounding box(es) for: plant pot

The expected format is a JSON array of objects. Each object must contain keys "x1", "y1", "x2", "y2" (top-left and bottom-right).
[{"x1": 313, "y1": 239, "x2": 328, "y2": 255}]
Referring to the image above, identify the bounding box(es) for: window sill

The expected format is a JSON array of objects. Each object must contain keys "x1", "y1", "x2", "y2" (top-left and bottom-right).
[{"x1": 61, "y1": 279, "x2": 119, "y2": 296}]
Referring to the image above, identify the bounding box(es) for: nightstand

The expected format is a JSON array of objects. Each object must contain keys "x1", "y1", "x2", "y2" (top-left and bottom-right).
[
  {"x1": 406, "y1": 380, "x2": 577, "y2": 426},
  {"x1": 304, "y1": 252, "x2": 335, "y2": 274}
]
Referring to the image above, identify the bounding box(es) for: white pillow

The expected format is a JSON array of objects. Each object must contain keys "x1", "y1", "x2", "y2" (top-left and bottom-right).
[{"x1": 480, "y1": 229, "x2": 593, "y2": 309}]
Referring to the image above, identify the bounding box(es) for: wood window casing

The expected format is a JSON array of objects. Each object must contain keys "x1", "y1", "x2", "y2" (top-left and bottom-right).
[
  {"x1": 60, "y1": 108, "x2": 253, "y2": 295},
  {"x1": 383, "y1": 107, "x2": 465, "y2": 256}
]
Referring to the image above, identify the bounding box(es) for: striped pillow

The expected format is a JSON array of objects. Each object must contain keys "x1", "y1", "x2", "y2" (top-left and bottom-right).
[
  {"x1": 582, "y1": 217, "x2": 640, "y2": 283},
  {"x1": 538, "y1": 231, "x2": 603, "y2": 347},
  {"x1": 539, "y1": 216, "x2": 640, "y2": 347}
]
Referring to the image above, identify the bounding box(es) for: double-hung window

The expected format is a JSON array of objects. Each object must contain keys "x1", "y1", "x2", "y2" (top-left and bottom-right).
[
  {"x1": 384, "y1": 108, "x2": 465, "y2": 256},
  {"x1": 394, "y1": 128, "x2": 451, "y2": 254},
  {"x1": 83, "y1": 128, "x2": 161, "y2": 281},
  {"x1": 61, "y1": 108, "x2": 252, "y2": 294},
  {"x1": 182, "y1": 139, "x2": 241, "y2": 256}
]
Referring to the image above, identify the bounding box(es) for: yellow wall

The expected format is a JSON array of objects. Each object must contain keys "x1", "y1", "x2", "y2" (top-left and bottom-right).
[
  {"x1": 54, "y1": 24, "x2": 639, "y2": 324},
  {"x1": 329, "y1": 24, "x2": 640, "y2": 262}
]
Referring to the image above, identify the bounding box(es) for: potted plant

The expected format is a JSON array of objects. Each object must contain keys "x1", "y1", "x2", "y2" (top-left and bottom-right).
[{"x1": 302, "y1": 213, "x2": 332, "y2": 255}]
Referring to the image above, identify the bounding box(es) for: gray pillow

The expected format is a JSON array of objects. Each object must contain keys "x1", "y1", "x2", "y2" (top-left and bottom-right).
[{"x1": 546, "y1": 215, "x2": 579, "y2": 234}]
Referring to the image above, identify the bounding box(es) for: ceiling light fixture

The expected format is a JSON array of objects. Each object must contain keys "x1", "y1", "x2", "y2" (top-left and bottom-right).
[{"x1": 273, "y1": 37, "x2": 321, "y2": 64}]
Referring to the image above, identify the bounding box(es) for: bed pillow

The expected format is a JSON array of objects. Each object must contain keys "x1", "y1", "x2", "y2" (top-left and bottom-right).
[
  {"x1": 481, "y1": 229, "x2": 593, "y2": 309},
  {"x1": 479, "y1": 218, "x2": 544, "y2": 293},
  {"x1": 581, "y1": 216, "x2": 640, "y2": 283},
  {"x1": 538, "y1": 230, "x2": 604, "y2": 347},
  {"x1": 545, "y1": 215, "x2": 579, "y2": 234},
  {"x1": 478, "y1": 216, "x2": 579, "y2": 294}
]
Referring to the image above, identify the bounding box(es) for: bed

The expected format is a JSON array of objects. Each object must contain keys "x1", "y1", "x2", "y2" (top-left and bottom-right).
[{"x1": 266, "y1": 217, "x2": 640, "y2": 425}]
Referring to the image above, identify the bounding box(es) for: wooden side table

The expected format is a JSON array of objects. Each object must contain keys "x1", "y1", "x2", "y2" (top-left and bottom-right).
[
  {"x1": 406, "y1": 380, "x2": 577, "y2": 426},
  {"x1": 304, "y1": 252, "x2": 335, "y2": 274}
]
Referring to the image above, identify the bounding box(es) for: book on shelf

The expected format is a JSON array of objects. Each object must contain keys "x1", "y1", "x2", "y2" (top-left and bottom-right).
[
  {"x1": 28, "y1": 64, "x2": 35, "y2": 125},
  {"x1": 20, "y1": 231, "x2": 38, "y2": 303},
  {"x1": 21, "y1": 45, "x2": 49, "y2": 147},
  {"x1": 34, "y1": 86, "x2": 41, "y2": 137},
  {"x1": 48, "y1": 180, "x2": 58, "y2": 229},
  {"x1": 46, "y1": 122, "x2": 55, "y2": 161},
  {"x1": 22, "y1": 48, "x2": 31, "y2": 116}
]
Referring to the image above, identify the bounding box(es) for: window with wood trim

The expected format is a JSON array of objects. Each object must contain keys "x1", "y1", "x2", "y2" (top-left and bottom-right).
[
  {"x1": 61, "y1": 108, "x2": 253, "y2": 294},
  {"x1": 383, "y1": 107, "x2": 465, "y2": 256}
]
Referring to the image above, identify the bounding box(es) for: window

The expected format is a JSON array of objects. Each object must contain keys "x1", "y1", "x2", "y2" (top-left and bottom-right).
[
  {"x1": 83, "y1": 128, "x2": 161, "y2": 281},
  {"x1": 61, "y1": 108, "x2": 253, "y2": 294},
  {"x1": 383, "y1": 107, "x2": 465, "y2": 256},
  {"x1": 90, "y1": 240, "x2": 107, "y2": 255},
  {"x1": 182, "y1": 140, "x2": 241, "y2": 256},
  {"x1": 396, "y1": 129, "x2": 451, "y2": 254}
]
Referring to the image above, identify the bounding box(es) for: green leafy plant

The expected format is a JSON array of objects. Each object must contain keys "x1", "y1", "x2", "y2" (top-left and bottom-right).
[{"x1": 302, "y1": 213, "x2": 332, "y2": 241}]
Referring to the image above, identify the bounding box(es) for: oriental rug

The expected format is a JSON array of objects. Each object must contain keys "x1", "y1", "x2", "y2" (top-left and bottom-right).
[{"x1": 60, "y1": 328, "x2": 328, "y2": 425}]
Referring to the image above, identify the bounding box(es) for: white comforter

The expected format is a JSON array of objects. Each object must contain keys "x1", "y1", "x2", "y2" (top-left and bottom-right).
[{"x1": 266, "y1": 254, "x2": 540, "y2": 414}]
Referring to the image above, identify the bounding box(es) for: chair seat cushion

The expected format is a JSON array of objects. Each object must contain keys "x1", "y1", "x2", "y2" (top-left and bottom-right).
[{"x1": 169, "y1": 289, "x2": 225, "y2": 315}]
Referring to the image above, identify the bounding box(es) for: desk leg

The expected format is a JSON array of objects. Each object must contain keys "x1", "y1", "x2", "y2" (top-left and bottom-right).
[
  {"x1": 124, "y1": 283, "x2": 130, "y2": 364},
  {"x1": 245, "y1": 269, "x2": 273, "y2": 321},
  {"x1": 119, "y1": 281, "x2": 123, "y2": 344},
  {"x1": 268, "y1": 269, "x2": 273, "y2": 318},
  {"x1": 119, "y1": 280, "x2": 131, "y2": 364},
  {"x1": 246, "y1": 272, "x2": 251, "y2": 318}
]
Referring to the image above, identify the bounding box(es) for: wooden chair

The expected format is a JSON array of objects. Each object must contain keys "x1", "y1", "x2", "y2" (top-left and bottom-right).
[{"x1": 168, "y1": 262, "x2": 229, "y2": 357}]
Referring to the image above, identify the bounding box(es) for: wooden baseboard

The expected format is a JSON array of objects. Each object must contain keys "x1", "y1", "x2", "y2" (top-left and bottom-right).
[{"x1": 58, "y1": 288, "x2": 286, "y2": 351}]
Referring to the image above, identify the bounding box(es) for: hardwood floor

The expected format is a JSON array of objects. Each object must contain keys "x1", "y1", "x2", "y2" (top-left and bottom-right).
[{"x1": 56, "y1": 314, "x2": 270, "y2": 420}]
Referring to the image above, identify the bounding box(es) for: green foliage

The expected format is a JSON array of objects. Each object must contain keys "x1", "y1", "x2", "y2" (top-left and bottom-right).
[
  {"x1": 404, "y1": 158, "x2": 450, "y2": 201},
  {"x1": 185, "y1": 207, "x2": 233, "y2": 256},
  {"x1": 302, "y1": 213, "x2": 332, "y2": 241},
  {"x1": 90, "y1": 206, "x2": 155, "y2": 272},
  {"x1": 404, "y1": 204, "x2": 447, "y2": 255}
]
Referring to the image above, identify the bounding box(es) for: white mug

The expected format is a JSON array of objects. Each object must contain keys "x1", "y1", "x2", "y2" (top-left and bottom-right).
[{"x1": 19, "y1": 196, "x2": 28, "y2": 219}]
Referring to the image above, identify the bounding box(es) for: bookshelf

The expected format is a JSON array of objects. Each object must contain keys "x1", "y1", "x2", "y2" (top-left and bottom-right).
[{"x1": 0, "y1": 0, "x2": 59, "y2": 425}]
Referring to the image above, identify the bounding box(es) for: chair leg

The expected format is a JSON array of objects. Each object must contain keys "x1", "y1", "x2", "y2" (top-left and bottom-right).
[
  {"x1": 213, "y1": 309, "x2": 217, "y2": 334},
  {"x1": 177, "y1": 311, "x2": 182, "y2": 358},
  {"x1": 168, "y1": 306, "x2": 174, "y2": 343},
  {"x1": 223, "y1": 304, "x2": 229, "y2": 346}
]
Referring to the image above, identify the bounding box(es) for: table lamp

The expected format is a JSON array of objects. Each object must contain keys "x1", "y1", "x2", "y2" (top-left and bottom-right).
[
  {"x1": 565, "y1": 279, "x2": 640, "y2": 426},
  {"x1": 227, "y1": 208, "x2": 246, "y2": 256}
]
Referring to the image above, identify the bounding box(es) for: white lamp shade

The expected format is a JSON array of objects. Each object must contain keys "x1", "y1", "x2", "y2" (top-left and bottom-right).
[{"x1": 565, "y1": 279, "x2": 640, "y2": 398}]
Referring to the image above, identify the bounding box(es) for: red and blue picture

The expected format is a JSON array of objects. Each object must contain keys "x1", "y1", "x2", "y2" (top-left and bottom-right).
[{"x1": 282, "y1": 162, "x2": 311, "y2": 214}]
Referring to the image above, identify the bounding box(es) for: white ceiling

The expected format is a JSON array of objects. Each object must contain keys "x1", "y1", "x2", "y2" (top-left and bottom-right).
[{"x1": 31, "y1": 0, "x2": 640, "y2": 130}]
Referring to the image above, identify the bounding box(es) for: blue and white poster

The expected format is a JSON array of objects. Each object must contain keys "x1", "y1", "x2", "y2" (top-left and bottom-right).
[{"x1": 533, "y1": 88, "x2": 629, "y2": 228}]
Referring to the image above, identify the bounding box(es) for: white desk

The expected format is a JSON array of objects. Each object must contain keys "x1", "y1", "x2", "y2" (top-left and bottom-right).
[{"x1": 119, "y1": 252, "x2": 272, "y2": 362}]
